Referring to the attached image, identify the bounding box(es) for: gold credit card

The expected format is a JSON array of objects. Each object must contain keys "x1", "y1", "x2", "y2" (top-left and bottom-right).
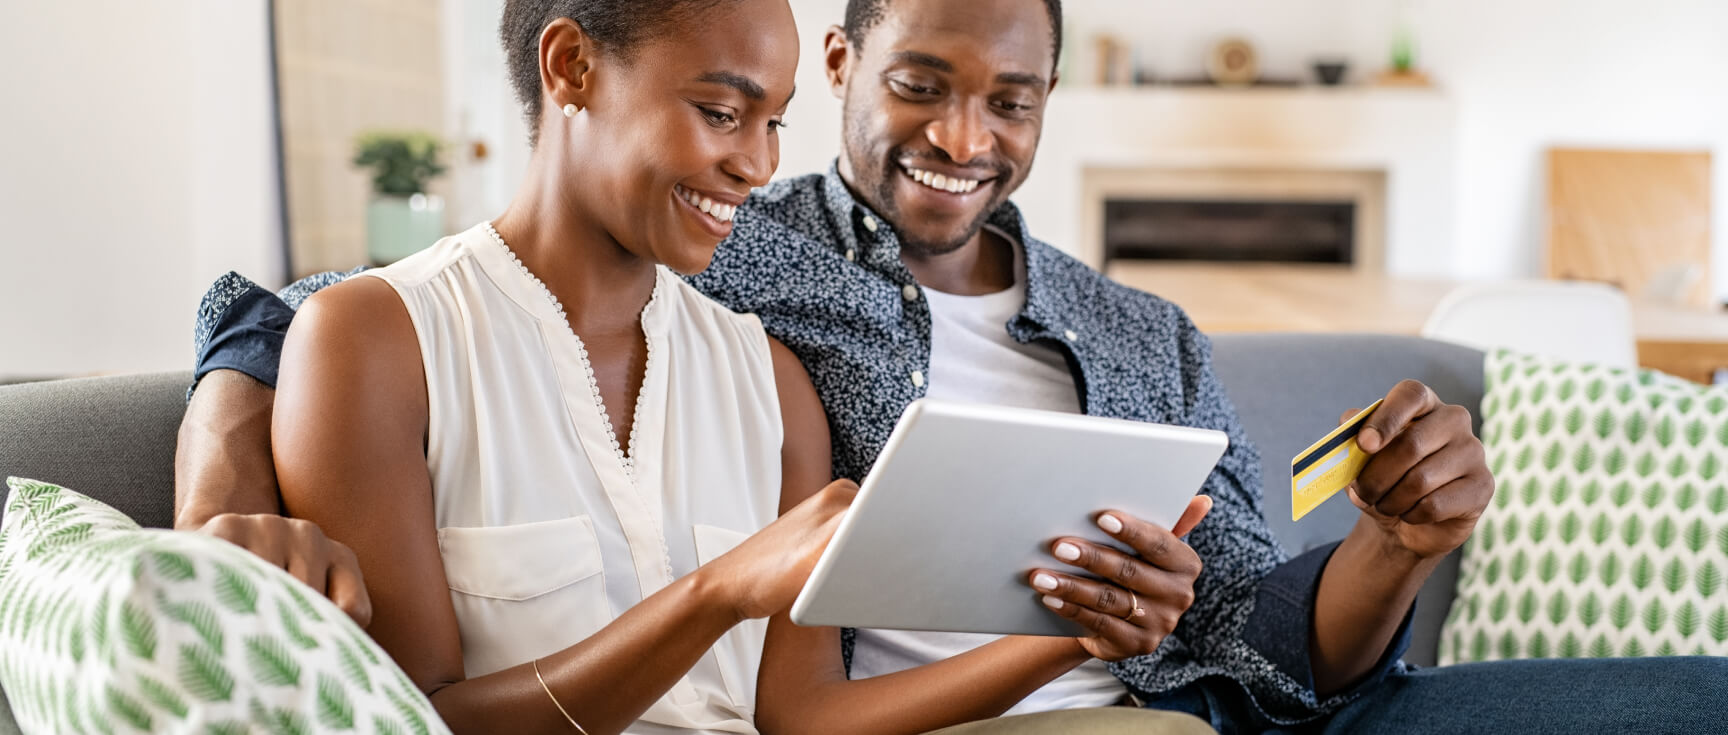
[{"x1": 1290, "y1": 399, "x2": 1383, "y2": 521}]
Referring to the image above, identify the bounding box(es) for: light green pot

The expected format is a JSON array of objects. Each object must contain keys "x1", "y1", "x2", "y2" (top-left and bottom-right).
[{"x1": 366, "y1": 194, "x2": 445, "y2": 265}]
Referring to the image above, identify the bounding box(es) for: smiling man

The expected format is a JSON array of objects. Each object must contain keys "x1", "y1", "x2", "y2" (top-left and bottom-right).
[{"x1": 178, "y1": 0, "x2": 1728, "y2": 733}]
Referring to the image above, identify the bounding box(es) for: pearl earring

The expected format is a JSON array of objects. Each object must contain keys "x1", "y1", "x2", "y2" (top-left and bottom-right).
[{"x1": 562, "y1": 103, "x2": 578, "y2": 118}]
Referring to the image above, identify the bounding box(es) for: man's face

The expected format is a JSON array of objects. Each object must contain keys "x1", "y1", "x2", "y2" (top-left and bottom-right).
[{"x1": 828, "y1": 0, "x2": 1056, "y2": 257}]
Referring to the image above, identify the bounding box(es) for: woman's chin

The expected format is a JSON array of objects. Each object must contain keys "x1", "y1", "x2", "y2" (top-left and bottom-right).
[{"x1": 660, "y1": 243, "x2": 722, "y2": 276}]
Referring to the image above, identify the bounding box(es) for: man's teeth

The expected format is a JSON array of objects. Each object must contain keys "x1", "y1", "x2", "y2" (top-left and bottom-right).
[
  {"x1": 677, "y1": 186, "x2": 736, "y2": 223},
  {"x1": 904, "y1": 166, "x2": 982, "y2": 194}
]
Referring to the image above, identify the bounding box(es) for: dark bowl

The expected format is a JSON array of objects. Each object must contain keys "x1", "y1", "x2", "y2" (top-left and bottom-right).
[{"x1": 1313, "y1": 61, "x2": 1349, "y2": 86}]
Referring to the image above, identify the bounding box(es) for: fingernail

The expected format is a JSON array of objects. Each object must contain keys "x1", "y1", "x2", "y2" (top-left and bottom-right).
[
  {"x1": 1097, "y1": 514, "x2": 1123, "y2": 534},
  {"x1": 1033, "y1": 572, "x2": 1058, "y2": 591},
  {"x1": 1054, "y1": 542, "x2": 1081, "y2": 562},
  {"x1": 1042, "y1": 594, "x2": 1065, "y2": 610}
]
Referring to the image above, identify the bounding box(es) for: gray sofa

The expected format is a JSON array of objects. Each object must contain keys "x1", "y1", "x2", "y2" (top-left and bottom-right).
[{"x1": 0, "y1": 333, "x2": 1485, "y2": 732}]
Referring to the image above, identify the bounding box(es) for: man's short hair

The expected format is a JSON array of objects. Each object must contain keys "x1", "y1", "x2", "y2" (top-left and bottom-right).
[{"x1": 841, "y1": 0, "x2": 1063, "y2": 68}]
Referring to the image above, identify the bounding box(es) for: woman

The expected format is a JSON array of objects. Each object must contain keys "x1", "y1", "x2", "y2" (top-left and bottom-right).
[{"x1": 270, "y1": 1, "x2": 853, "y2": 733}]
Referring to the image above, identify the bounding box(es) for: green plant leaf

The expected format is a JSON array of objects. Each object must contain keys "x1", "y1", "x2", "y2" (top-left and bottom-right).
[
  {"x1": 1560, "y1": 511, "x2": 1582, "y2": 544},
  {"x1": 1635, "y1": 452, "x2": 1658, "y2": 479},
  {"x1": 139, "y1": 673, "x2": 190, "y2": 720},
  {"x1": 1623, "y1": 515, "x2": 1644, "y2": 546},
  {"x1": 1687, "y1": 418, "x2": 1708, "y2": 447},
  {"x1": 1623, "y1": 638, "x2": 1645, "y2": 658},
  {"x1": 1677, "y1": 601, "x2": 1701, "y2": 638},
  {"x1": 386, "y1": 685, "x2": 433, "y2": 735},
  {"x1": 1485, "y1": 557, "x2": 1503, "y2": 585},
  {"x1": 1529, "y1": 515, "x2": 1550, "y2": 543},
  {"x1": 161, "y1": 596, "x2": 225, "y2": 655},
  {"x1": 244, "y1": 634, "x2": 302, "y2": 687},
  {"x1": 151, "y1": 551, "x2": 197, "y2": 582},
  {"x1": 1626, "y1": 412, "x2": 1648, "y2": 442},
  {"x1": 1700, "y1": 560, "x2": 1723, "y2": 597},
  {"x1": 1586, "y1": 377, "x2": 1607, "y2": 401},
  {"x1": 373, "y1": 717, "x2": 408, "y2": 735},
  {"x1": 1713, "y1": 607, "x2": 1728, "y2": 644},
  {"x1": 1689, "y1": 519, "x2": 1711, "y2": 553},
  {"x1": 1565, "y1": 405, "x2": 1585, "y2": 435},
  {"x1": 1490, "y1": 590, "x2": 1510, "y2": 622},
  {"x1": 1511, "y1": 550, "x2": 1530, "y2": 582},
  {"x1": 1583, "y1": 480, "x2": 1605, "y2": 505},
  {"x1": 1543, "y1": 442, "x2": 1565, "y2": 471},
  {"x1": 1538, "y1": 550, "x2": 1559, "y2": 583},
  {"x1": 1595, "y1": 409, "x2": 1617, "y2": 439},
  {"x1": 1611, "y1": 594, "x2": 1634, "y2": 629},
  {"x1": 214, "y1": 563, "x2": 258, "y2": 615},
  {"x1": 277, "y1": 599, "x2": 318, "y2": 651},
  {"x1": 1528, "y1": 630, "x2": 1549, "y2": 658},
  {"x1": 1512, "y1": 414, "x2": 1530, "y2": 441},
  {"x1": 1655, "y1": 516, "x2": 1678, "y2": 550},
  {"x1": 282, "y1": 581, "x2": 326, "y2": 624},
  {"x1": 1712, "y1": 486, "x2": 1728, "y2": 513},
  {"x1": 1503, "y1": 515, "x2": 1522, "y2": 544},
  {"x1": 1568, "y1": 553, "x2": 1590, "y2": 584},
  {"x1": 1498, "y1": 630, "x2": 1520, "y2": 660},
  {"x1": 1551, "y1": 476, "x2": 1574, "y2": 506},
  {"x1": 335, "y1": 638, "x2": 373, "y2": 694},
  {"x1": 1644, "y1": 598, "x2": 1667, "y2": 633},
  {"x1": 1676, "y1": 483, "x2": 1699, "y2": 511},
  {"x1": 1604, "y1": 448, "x2": 1628, "y2": 477},
  {"x1": 1537, "y1": 408, "x2": 1556, "y2": 436},
  {"x1": 1518, "y1": 589, "x2": 1539, "y2": 624},
  {"x1": 1663, "y1": 558, "x2": 1688, "y2": 593},
  {"x1": 1612, "y1": 481, "x2": 1634, "y2": 508},
  {"x1": 1632, "y1": 555, "x2": 1655, "y2": 589},
  {"x1": 1703, "y1": 455, "x2": 1723, "y2": 482},
  {"x1": 250, "y1": 697, "x2": 310, "y2": 735},
  {"x1": 1589, "y1": 634, "x2": 1614, "y2": 658},
  {"x1": 205, "y1": 721, "x2": 249, "y2": 735},
  {"x1": 120, "y1": 600, "x2": 157, "y2": 662},
  {"x1": 107, "y1": 683, "x2": 152, "y2": 731},
  {"x1": 1559, "y1": 632, "x2": 1583, "y2": 658},
  {"x1": 1668, "y1": 455, "x2": 1690, "y2": 479},
  {"x1": 1547, "y1": 591, "x2": 1570, "y2": 625},
  {"x1": 316, "y1": 672, "x2": 356, "y2": 730},
  {"x1": 178, "y1": 644, "x2": 235, "y2": 702}
]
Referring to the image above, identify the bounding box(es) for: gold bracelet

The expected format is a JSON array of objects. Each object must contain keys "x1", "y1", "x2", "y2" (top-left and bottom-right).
[{"x1": 532, "y1": 657, "x2": 590, "y2": 734}]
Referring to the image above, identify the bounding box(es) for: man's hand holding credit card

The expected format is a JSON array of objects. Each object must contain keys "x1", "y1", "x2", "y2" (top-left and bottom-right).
[{"x1": 1291, "y1": 399, "x2": 1383, "y2": 521}]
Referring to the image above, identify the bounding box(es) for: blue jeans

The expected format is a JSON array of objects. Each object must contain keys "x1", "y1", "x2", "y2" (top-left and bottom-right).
[{"x1": 1150, "y1": 658, "x2": 1728, "y2": 734}]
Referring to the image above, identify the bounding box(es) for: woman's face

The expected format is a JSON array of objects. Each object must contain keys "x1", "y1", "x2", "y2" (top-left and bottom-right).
[{"x1": 562, "y1": 0, "x2": 799, "y2": 275}]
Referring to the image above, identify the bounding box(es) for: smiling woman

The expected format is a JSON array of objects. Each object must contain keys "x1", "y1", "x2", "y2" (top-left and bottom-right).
[{"x1": 241, "y1": 1, "x2": 864, "y2": 734}]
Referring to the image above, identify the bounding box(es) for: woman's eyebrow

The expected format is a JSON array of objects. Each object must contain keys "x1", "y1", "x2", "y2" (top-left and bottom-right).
[{"x1": 696, "y1": 71, "x2": 765, "y2": 101}]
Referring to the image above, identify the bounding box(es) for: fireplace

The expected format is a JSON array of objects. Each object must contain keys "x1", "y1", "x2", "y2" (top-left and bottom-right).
[
  {"x1": 1081, "y1": 167, "x2": 1388, "y2": 271},
  {"x1": 1103, "y1": 199, "x2": 1356, "y2": 265}
]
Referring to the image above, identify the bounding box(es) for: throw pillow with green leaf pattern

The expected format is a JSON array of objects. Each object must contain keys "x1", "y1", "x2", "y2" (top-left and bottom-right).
[
  {"x1": 1439, "y1": 351, "x2": 1728, "y2": 664},
  {"x1": 0, "y1": 477, "x2": 450, "y2": 734}
]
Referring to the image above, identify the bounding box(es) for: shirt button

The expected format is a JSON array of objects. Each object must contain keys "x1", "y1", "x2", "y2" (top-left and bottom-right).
[
  {"x1": 845, "y1": 249, "x2": 856, "y2": 262},
  {"x1": 902, "y1": 284, "x2": 919, "y2": 301},
  {"x1": 1064, "y1": 329, "x2": 1079, "y2": 341},
  {"x1": 911, "y1": 370, "x2": 925, "y2": 388},
  {"x1": 862, "y1": 215, "x2": 879, "y2": 233}
]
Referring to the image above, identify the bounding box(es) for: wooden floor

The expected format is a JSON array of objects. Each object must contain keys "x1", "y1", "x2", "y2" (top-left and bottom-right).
[{"x1": 1106, "y1": 262, "x2": 1728, "y2": 383}]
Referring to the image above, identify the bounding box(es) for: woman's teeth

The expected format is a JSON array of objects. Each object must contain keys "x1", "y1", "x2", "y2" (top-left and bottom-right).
[
  {"x1": 677, "y1": 186, "x2": 736, "y2": 223},
  {"x1": 904, "y1": 166, "x2": 982, "y2": 194}
]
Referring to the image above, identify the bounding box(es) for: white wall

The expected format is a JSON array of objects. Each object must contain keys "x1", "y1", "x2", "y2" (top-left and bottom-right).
[
  {"x1": 781, "y1": 0, "x2": 1728, "y2": 298},
  {"x1": 0, "y1": 0, "x2": 282, "y2": 379}
]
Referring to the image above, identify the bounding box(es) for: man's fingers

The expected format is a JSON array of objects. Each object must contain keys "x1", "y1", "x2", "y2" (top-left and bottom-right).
[
  {"x1": 1358, "y1": 380, "x2": 1441, "y2": 453},
  {"x1": 1339, "y1": 408, "x2": 1362, "y2": 425},
  {"x1": 326, "y1": 546, "x2": 374, "y2": 628},
  {"x1": 1369, "y1": 442, "x2": 1481, "y2": 517}
]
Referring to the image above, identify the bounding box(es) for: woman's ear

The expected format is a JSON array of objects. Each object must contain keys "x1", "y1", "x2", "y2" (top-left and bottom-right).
[
  {"x1": 823, "y1": 25, "x2": 851, "y2": 99},
  {"x1": 540, "y1": 18, "x2": 595, "y2": 118}
]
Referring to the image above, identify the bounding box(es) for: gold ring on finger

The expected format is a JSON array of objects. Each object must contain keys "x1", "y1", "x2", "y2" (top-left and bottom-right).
[{"x1": 1124, "y1": 590, "x2": 1145, "y2": 621}]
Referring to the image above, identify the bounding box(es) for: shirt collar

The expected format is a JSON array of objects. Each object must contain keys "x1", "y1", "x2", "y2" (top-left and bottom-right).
[{"x1": 817, "y1": 162, "x2": 1068, "y2": 336}]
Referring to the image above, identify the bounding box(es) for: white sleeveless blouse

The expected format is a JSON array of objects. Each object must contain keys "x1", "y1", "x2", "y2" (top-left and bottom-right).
[{"x1": 361, "y1": 223, "x2": 783, "y2": 734}]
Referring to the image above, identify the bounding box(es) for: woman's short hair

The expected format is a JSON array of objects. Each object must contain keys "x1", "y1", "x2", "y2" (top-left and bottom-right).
[{"x1": 500, "y1": 0, "x2": 732, "y2": 145}]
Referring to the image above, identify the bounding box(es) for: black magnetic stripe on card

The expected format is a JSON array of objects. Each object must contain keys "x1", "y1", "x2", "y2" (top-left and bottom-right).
[{"x1": 1292, "y1": 421, "x2": 1365, "y2": 476}]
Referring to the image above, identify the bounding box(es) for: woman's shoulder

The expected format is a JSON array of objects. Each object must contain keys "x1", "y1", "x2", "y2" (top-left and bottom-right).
[
  {"x1": 656, "y1": 267, "x2": 772, "y2": 359},
  {"x1": 363, "y1": 226, "x2": 488, "y2": 289}
]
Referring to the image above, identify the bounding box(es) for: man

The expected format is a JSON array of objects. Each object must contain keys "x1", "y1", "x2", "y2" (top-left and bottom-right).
[{"x1": 178, "y1": 0, "x2": 1725, "y2": 732}]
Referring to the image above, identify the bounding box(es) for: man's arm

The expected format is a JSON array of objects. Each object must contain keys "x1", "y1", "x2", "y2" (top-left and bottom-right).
[
  {"x1": 1309, "y1": 381, "x2": 1492, "y2": 693},
  {"x1": 175, "y1": 271, "x2": 371, "y2": 624}
]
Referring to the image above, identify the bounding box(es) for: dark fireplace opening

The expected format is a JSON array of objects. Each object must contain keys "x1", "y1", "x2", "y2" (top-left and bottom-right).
[{"x1": 1103, "y1": 199, "x2": 1356, "y2": 265}]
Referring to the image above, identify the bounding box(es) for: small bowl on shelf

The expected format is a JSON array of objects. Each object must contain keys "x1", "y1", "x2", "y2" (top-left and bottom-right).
[{"x1": 1312, "y1": 59, "x2": 1349, "y2": 86}]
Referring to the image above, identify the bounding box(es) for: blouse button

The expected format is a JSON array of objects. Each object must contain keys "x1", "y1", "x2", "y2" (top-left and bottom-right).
[
  {"x1": 902, "y1": 284, "x2": 919, "y2": 302},
  {"x1": 862, "y1": 215, "x2": 879, "y2": 233}
]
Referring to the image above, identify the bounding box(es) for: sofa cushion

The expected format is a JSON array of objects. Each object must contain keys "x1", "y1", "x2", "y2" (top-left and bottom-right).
[
  {"x1": 1440, "y1": 351, "x2": 1728, "y2": 664},
  {"x1": 0, "y1": 477, "x2": 449, "y2": 734}
]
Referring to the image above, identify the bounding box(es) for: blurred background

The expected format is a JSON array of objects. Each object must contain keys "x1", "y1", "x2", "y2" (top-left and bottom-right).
[{"x1": 2, "y1": 0, "x2": 1725, "y2": 381}]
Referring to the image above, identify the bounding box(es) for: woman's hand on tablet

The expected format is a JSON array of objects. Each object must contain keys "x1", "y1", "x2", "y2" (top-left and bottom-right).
[
  {"x1": 1026, "y1": 495, "x2": 1213, "y2": 661},
  {"x1": 702, "y1": 479, "x2": 858, "y2": 622}
]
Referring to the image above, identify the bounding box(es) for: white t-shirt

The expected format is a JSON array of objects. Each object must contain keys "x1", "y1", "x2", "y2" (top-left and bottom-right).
[{"x1": 848, "y1": 228, "x2": 1128, "y2": 714}]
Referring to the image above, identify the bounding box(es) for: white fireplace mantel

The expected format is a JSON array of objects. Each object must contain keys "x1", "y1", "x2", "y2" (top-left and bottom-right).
[{"x1": 1015, "y1": 86, "x2": 1458, "y2": 276}]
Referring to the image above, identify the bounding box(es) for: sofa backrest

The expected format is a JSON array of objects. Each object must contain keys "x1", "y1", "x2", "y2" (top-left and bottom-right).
[{"x1": 0, "y1": 333, "x2": 1486, "y2": 687}]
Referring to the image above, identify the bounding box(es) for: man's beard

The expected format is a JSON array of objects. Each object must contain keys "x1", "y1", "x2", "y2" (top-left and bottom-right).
[{"x1": 860, "y1": 151, "x2": 1008, "y2": 257}]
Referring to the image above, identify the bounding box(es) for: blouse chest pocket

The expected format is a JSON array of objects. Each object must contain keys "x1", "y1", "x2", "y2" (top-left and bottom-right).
[
  {"x1": 438, "y1": 515, "x2": 613, "y2": 678},
  {"x1": 693, "y1": 524, "x2": 767, "y2": 712}
]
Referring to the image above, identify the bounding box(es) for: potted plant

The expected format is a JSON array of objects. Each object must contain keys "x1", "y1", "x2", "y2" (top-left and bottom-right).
[{"x1": 353, "y1": 130, "x2": 447, "y2": 265}]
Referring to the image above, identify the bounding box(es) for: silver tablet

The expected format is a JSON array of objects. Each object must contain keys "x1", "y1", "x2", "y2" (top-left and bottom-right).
[{"x1": 790, "y1": 399, "x2": 1229, "y2": 637}]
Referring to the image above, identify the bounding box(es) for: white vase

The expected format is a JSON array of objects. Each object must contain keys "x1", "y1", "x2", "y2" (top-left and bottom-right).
[{"x1": 366, "y1": 193, "x2": 445, "y2": 265}]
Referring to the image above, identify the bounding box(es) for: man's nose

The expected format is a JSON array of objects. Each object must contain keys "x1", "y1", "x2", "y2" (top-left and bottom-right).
[{"x1": 925, "y1": 106, "x2": 993, "y2": 165}]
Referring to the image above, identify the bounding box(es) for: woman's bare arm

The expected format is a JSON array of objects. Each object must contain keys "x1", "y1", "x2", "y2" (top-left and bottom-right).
[{"x1": 274, "y1": 280, "x2": 850, "y2": 734}]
